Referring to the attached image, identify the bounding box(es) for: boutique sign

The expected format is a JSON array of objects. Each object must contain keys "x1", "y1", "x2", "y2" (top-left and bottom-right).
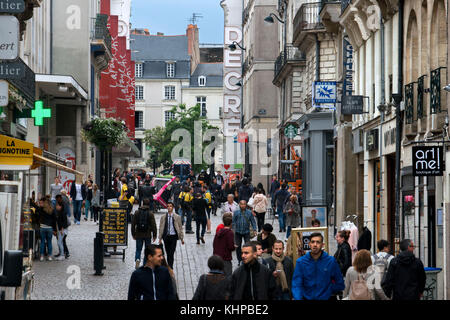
[{"x1": 413, "y1": 146, "x2": 444, "y2": 176}]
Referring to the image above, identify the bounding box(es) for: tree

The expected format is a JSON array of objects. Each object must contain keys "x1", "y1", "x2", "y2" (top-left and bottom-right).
[{"x1": 144, "y1": 104, "x2": 218, "y2": 174}]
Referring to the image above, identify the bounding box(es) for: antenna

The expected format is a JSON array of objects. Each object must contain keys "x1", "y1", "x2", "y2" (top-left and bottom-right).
[{"x1": 188, "y1": 13, "x2": 203, "y2": 25}]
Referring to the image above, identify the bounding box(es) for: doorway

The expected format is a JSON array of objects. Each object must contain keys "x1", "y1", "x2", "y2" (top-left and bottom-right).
[{"x1": 428, "y1": 194, "x2": 436, "y2": 267}]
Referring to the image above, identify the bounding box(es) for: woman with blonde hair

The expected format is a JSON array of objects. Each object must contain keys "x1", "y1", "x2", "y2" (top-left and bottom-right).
[{"x1": 343, "y1": 249, "x2": 389, "y2": 300}]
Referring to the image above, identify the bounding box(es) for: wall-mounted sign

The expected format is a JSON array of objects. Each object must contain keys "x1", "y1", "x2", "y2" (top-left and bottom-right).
[
  {"x1": 342, "y1": 35, "x2": 354, "y2": 96},
  {"x1": 366, "y1": 128, "x2": 379, "y2": 151},
  {"x1": 314, "y1": 81, "x2": 337, "y2": 104},
  {"x1": 31, "y1": 100, "x2": 52, "y2": 126},
  {"x1": 0, "y1": 16, "x2": 19, "y2": 60},
  {"x1": 284, "y1": 124, "x2": 298, "y2": 139},
  {"x1": 413, "y1": 146, "x2": 444, "y2": 176},
  {"x1": 0, "y1": 80, "x2": 8, "y2": 107},
  {"x1": 0, "y1": 134, "x2": 34, "y2": 166},
  {"x1": 341, "y1": 95, "x2": 364, "y2": 114},
  {"x1": 0, "y1": 0, "x2": 25, "y2": 13},
  {"x1": 0, "y1": 61, "x2": 26, "y2": 79}
]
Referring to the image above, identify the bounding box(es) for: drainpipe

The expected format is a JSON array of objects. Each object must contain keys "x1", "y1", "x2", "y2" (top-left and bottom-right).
[
  {"x1": 394, "y1": 0, "x2": 404, "y2": 255},
  {"x1": 379, "y1": 15, "x2": 385, "y2": 252},
  {"x1": 315, "y1": 34, "x2": 320, "y2": 81},
  {"x1": 50, "y1": 0, "x2": 53, "y2": 74}
]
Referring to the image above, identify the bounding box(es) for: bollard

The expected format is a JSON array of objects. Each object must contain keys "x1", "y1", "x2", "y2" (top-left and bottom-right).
[{"x1": 93, "y1": 232, "x2": 105, "y2": 276}]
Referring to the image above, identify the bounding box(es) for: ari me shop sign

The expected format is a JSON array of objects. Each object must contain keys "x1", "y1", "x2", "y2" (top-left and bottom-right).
[{"x1": 412, "y1": 146, "x2": 444, "y2": 176}]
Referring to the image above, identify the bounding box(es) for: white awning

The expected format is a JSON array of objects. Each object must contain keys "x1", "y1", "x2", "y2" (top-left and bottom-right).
[{"x1": 35, "y1": 74, "x2": 88, "y2": 100}]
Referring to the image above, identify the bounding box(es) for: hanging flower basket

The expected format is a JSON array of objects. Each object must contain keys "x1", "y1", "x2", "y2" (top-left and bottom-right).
[{"x1": 81, "y1": 117, "x2": 128, "y2": 151}]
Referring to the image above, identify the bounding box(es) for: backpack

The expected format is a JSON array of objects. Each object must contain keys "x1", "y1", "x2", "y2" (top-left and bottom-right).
[
  {"x1": 136, "y1": 209, "x2": 149, "y2": 233},
  {"x1": 349, "y1": 274, "x2": 371, "y2": 300},
  {"x1": 372, "y1": 253, "x2": 392, "y2": 283}
]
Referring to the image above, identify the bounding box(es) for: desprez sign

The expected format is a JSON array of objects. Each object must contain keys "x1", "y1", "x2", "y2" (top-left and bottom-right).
[{"x1": 413, "y1": 146, "x2": 444, "y2": 176}]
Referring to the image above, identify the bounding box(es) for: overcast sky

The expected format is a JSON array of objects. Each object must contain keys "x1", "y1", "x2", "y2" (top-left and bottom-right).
[{"x1": 130, "y1": 0, "x2": 224, "y2": 44}]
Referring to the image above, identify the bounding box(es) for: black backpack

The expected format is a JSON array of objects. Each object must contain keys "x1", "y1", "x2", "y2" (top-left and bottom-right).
[{"x1": 136, "y1": 209, "x2": 149, "y2": 233}]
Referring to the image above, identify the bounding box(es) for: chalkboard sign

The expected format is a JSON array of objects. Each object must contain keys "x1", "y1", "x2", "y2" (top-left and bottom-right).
[
  {"x1": 102, "y1": 208, "x2": 128, "y2": 246},
  {"x1": 341, "y1": 95, "x2": 364, "y2": 115},
  {"x1": 22, "y1": 206, "x2": 33, "y2": 231}
]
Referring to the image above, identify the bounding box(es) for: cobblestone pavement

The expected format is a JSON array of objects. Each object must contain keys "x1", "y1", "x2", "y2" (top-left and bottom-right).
[{"x1": 31, "y1": 205, "x2": 284, "y2": 300}]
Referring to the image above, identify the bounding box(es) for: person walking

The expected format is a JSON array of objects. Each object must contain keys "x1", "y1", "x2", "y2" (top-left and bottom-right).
[
  {"x1": 192, "y1": 255, "x2": 232, "y2": 300},
  {"x1": 84, "y1": 180, "x2": 93, "y2": 221},
  {"x1": 54, "y1": 200, "x2": 69, "y2": 261},
  {"x1": 253, "y1": 188, "x2": 268, "y2": 232},
  {"x1": 179, "y1": 186, "x2": 194, "y2": 234},
  {"x1": 334, "y1": 230, "x2": 353, "y2": 277},
  {"x1": 202, "y1": 185, "x2": 213, "y2": 233},
  {"x1": 192, "y1": 192, "x2": 208, "y2": 245},
  {"x1": 371, "y1": 239, "x2": 394, "y2": 283},
  {"x1": 257, "y1": 224, "x2": 277, "y2": 259},
  {"x1": 215, "y1": 171, "x2": 224, "y2": 186},
  {"x1": 91, "y1": 184, "x2": 101, "y2": 224},
  {"x1": 381, "y1": 239, "x2": 426, "y2": 300},
  {"x1": 213, "y1": 214, "x2": 235, "y2": 277},
  {"x1": 251, "y1": 241, "x2": 269, "y2": 268},
  {"x1": 32, "y1": 198, "x2": 57, "y2": 261},
  {"x1": 158, "y1": 202, "x2": 184, "y2": 269},
  {"x1": 232, "y1": 200, "x2": 257, "y2": 266},
  {"x1": 127, "y1": 244, "x2": 177, "y2": 300},
  {"x1": 273, "y1": 184, "x2": 290, "y2": 232},
  {"x1": 139, "y1": 174, "x2": 155, "y2": 211},
  {"x1": 284, "y1": 194, "x2": 301, "y2": 240},
  {"x1": 222, "y1": 194, "x2": 238, "y2": 215},
  {"x1": 55, "y1": 195, "x2": 70, "y2": 258},
  {"x1": 238, "y1": 179, "x2": 253, "y2": 203},
  {"x1": 343, "y1": 249, "x2": 389, "y2": 300},
  {"x1": 50, "y1": 177, "x2": 63, "y2": 207},
  {"x1": 265, "y1": 240, "x2": 294, "y2": 300},
  {"x1": 269, "y1": 175, "x2": 280, "y2": 200},
  {"x1": 70, "y1": 175, "x2": 86, "y2": 225},
  {"x1": 132, "y1": 198, "x2": 157, "y2": 269},
  {"x1": 229, "y1": 242, "x2": 276, "y2": 300},
  {"x1": 292, "y1": 232, "x2": 345, "y2": 300},
  {"x1": 171, "y1": 176, "x2": 182, "y2": 213}
]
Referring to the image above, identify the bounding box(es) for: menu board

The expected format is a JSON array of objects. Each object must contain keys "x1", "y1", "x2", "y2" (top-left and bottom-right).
[
  {"x1": 102, "y1": 208, "x2": 127, "y2": 246},
  {"x1": 22, "y1": 206, "x2": 33, "y2": 231}
]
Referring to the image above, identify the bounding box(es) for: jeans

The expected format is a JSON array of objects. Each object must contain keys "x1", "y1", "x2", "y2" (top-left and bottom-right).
[
  {"x1": 235, "y1": 232, "x2": 250, "y2": 263},
  {"x1": 57, "y1": 229, "x2": 68, "y2": 256},
  {"x1": 223, "y1": 260, "x2": 233, "y2": 278},
  {"x1": 73, "y1": 200, "x2": 83, "y2": 222},
  {"x1": 40, "y1": 227, "x2": 53, "y2": 256},
  {"x1": 92, "y1": 206, "x2": 99, "y2": 222},
  {"x1": 277, "y1": 206, "x2": 286, "y2": 231},
  {"x1": 135, "y1": 238, "x2": 152, "y2": 265},
  {"x1": 85, "y1": 200, "x2": 91, "y2": 219},
  {"x1": 196, "y1": 216, "x2": 207, "y2": 241},
  {"x1": 183, "y1": 209, "x2": 193, "y2": 232},
  {"x1": 286, "y1": 226, "x2": 292, "y2": 239},
  {"x1": 256, "y1": 211, "x2": 266, "y2": 232},
  {"x1": 51, "y1": 199, "x2": 56, "y2": 208}
]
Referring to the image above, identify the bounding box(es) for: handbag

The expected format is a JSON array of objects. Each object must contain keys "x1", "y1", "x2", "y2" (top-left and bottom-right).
[
  {"x1": 243, "y1": 213, "x2": 257, "y2": 239},
  {"x1": 247, "y1": 195, "x2": 255, "y2": 208}
]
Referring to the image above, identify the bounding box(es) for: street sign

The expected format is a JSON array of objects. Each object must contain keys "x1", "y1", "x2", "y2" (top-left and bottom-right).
[
  {"x1": 31, "y1": 100, "x2": 51, "y2": 126},
  {"x1": 0, "y1": 80, "x2": 8, "y2": 107},
  {"x1": 0, "y1": 0, "x2": 25, "y2": 13},
  {"x1": 0, "y1": 16, "x2": 19, "y2": 60},
  {"x1": 413, "y1": 146, "x2": 444, "y2": 176},
  {"x1": 341, "y1": 95, "x2": 364, "y2": 114},
  {"x1": 284, "y1": 124, "x2": 298, "y2": 139},
  {"x1": 314, "y1": 81, "x2": 337, "y2": 104},
  {"x1": 0, "y1": 61, "x2": 26, "y2": 79}
]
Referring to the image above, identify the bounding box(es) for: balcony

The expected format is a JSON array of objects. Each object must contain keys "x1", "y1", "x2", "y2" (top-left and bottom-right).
[
  {"x1": 404, "y1": 82, "x2": 417, "y2": 138},
  {"x1": 430, "y1": 66, "x2": 447, "y2": 133},
  {"x1": 273, "y1": 45, "x2": 306, "y2": 86},
  {"x1": 320, "y1": 1, "x2": 341, "y2": 34},
  {"x1": 293, "y1": 2, "x2": 325, "y2": 50},
  {"x1": 90, "y1": 14, "x2": 112, "y2": 69}
]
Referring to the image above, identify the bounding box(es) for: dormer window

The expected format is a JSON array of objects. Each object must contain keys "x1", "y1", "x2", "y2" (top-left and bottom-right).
[
  {"x1": 166, "y1": 62, "x2": 175, "y2": 78},
  {"x1": 198, "y1": 76, "x2": 206, "y2": 86}
]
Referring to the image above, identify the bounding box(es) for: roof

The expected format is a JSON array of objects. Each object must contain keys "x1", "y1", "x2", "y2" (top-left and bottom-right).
[
  {"x1": 131, "y1": 34, "x2": 189, "y2": 61},
  {"x1": 189, "y1": 63, "x2": 223, "y2": 87}
]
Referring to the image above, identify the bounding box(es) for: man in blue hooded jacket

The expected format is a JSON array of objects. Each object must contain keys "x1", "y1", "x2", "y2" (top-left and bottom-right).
[{"x1": 292, "y1": 232, "x2": 345, "y2": 300}]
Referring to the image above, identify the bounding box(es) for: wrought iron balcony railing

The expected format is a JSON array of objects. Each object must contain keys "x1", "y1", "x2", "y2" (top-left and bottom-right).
[
  {"x1": 405, "y1": 82, "x2": 414, "y2": 124},
  {"x1": 293, "y1": 2, "x2": 324, "y2": 35},
  {"x1": 274, "y1": 45, "x2": 306, "y2": 80},
  {"x1": 417, "y1": 75, "x2": 425, "y2": 119},
  {"x1": 430, "y1": 67, "x2": 445, "y2": 114},
  {"x1": 90, "y1": 14, "x2": 112, "y2": 54}
]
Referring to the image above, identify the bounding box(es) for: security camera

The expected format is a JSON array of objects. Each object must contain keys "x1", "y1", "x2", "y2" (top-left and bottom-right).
[{"x1": 444, "y1": 84, "x2": 450, "y2": 92}]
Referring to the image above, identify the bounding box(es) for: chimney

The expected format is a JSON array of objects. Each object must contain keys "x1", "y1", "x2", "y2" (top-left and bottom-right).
[
  {"x1": 157, "y1": 32, "x2": 164, "y2": 36},
  {"x1": 186, "y1": 24, "x2": 200, "y2": 74}
]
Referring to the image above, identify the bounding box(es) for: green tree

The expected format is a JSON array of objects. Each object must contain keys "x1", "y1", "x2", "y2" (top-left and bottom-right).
[{"x1": 144, "y1": 104, "x2": 218, "y2": 173}]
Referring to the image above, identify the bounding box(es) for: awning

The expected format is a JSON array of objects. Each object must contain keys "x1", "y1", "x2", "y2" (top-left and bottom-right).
[
  {"x1": 35, "y1": 74, "x2": 88, "y2": 100},
  {"x1": 32, "y1": 153, "x2": 83, "y2": 176}
]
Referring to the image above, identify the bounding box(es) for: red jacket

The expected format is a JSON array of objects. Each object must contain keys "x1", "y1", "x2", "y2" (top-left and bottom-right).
[{"x1": 213, "y1": 227, "x2": 235, "y2": 261}]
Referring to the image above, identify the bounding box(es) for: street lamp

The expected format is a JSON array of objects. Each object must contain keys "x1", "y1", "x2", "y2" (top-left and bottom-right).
[
  {"x1": 264, "y1": 13, "x2": 285, "y2": 24},
  {"x1": 228, "y1": 41, "x2": 246, "y2": 51}
]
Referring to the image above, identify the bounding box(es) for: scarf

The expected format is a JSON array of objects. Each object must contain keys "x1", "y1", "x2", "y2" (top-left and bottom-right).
[{"x1": 271, "y1": 253, "x2": 289, "y2": 292}]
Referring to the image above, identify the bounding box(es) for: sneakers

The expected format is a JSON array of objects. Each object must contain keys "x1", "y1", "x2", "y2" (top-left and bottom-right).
[
  {"x1": 76, "y1": 221, "x2": 80, "y2": 225},
  {"x1": 54, "y1": 254, "x2": 61, "y2": 258},
  {"x1": 135, "y1": 259, "x2": 140, "y2": 269},
  {"x1": 40, "y1": 256, "x2": 44, "y2": 262},
  {"x1": 56, "y1": 256, "x2": 65, "y2": 261},
  {"x1": 47, "y1": 256, "x2": 53, "y2": 261},
  {"x1": 65, "y1": 254, "x2": 70, "y2": 259}
]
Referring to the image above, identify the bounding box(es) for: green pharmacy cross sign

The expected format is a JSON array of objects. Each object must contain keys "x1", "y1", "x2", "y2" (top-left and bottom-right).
[
  {"x1": 284, "y1": 124, "x2": 298, "y2": 139},
  {"x1": 32, "y1": 100, "x2": 51, "y2": 126}
]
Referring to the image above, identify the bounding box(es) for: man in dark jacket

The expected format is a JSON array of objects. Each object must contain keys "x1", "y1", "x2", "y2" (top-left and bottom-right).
[
  {"x1": 269, "y1": 175, "x2": 280, "y2": 199},
  {"x1": 382, "y1": 239, "x2": 426, "y2": 300},
  {"x1": 139, "y1": 176, "x2": 156, "y2": 210},
  {"x1": 128, "y1": 245, "x2": 176, "y2": 300},
  {"x1": 171, "y1": 176, "x2": 182, "y2": 213},
  {"x1": 213, "y1": 214, "x2": 235, "y2": 277},
  {"x1": 273, "y1": 184, "x2": 290, "y2": 232},
  {"x1": 238, "y1": 179, "x2": 253, "y2": 203},
  {"x1": 265, "y1": 240, "x2": 294, "y2": 300},
  {"x1": 230, "y1": 242, "x2": 276, "y2": 300},
  {"x1": 132, "y1": 198, "x2": 158, "y2": 269}
]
